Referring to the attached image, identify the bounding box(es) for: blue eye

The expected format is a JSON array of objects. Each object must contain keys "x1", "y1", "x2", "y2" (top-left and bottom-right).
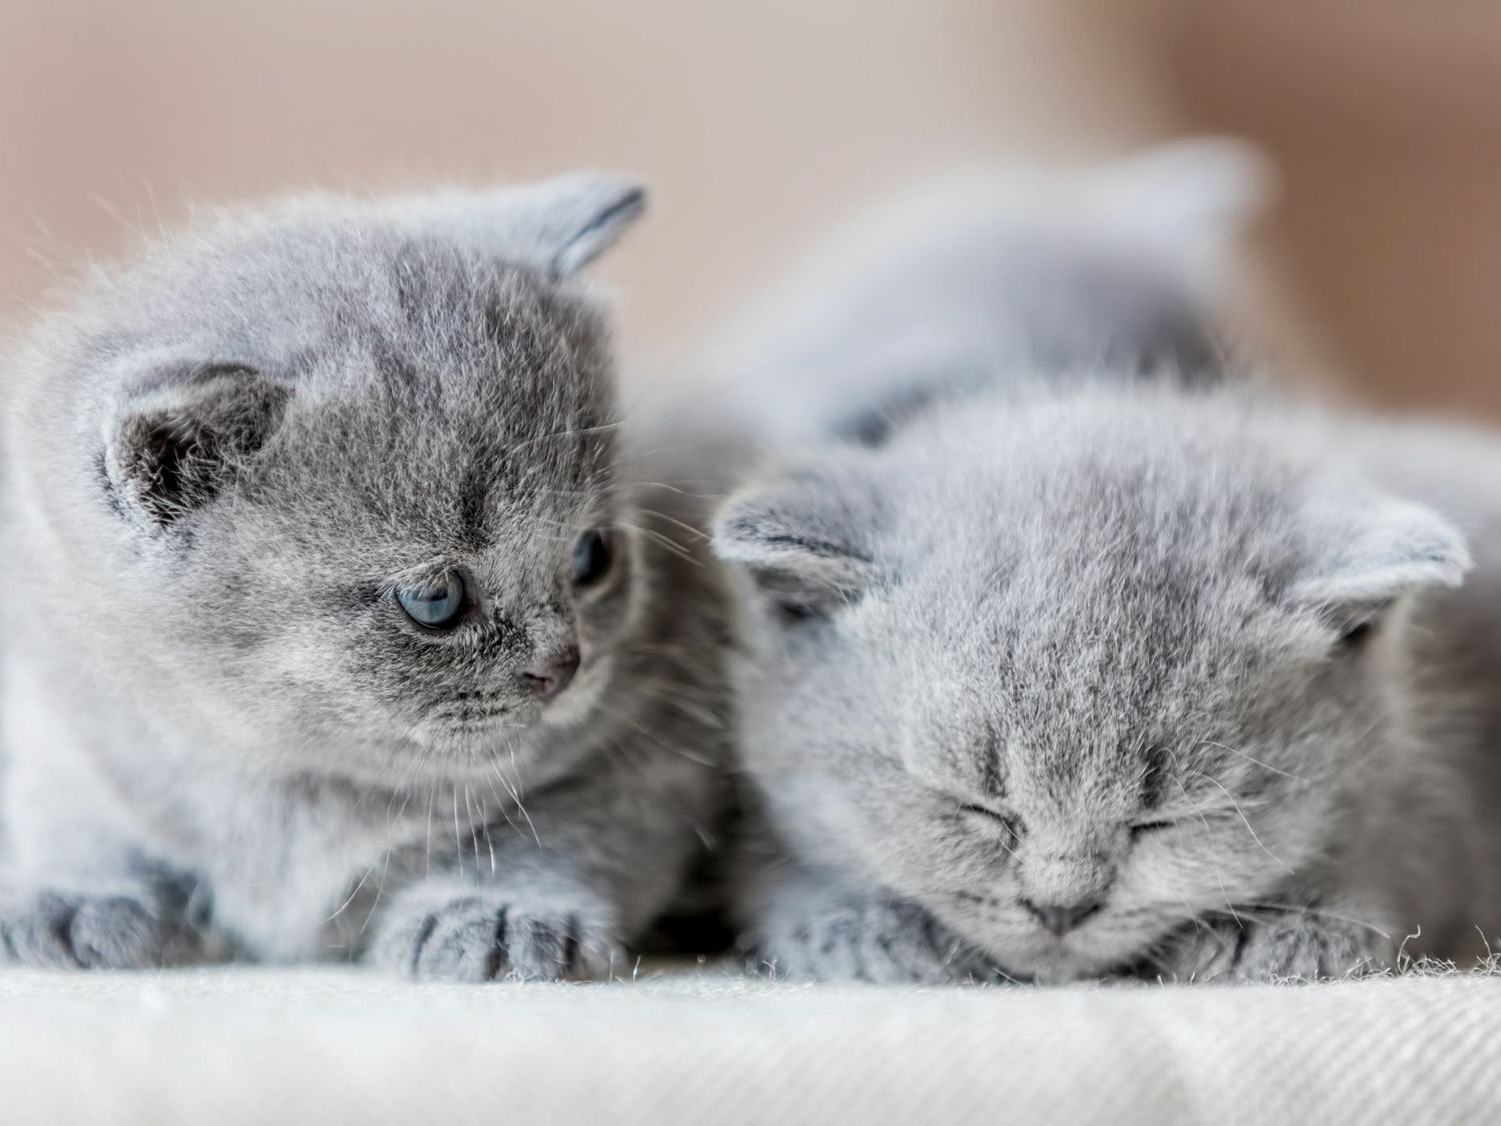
[{"x1": 396, "y1": 569, "x2": 467, "y2": 629}]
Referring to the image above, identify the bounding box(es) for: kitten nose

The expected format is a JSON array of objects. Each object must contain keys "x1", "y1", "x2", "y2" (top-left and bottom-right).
[
  {"x1": 1023, "y1": 897, "x2": 1102, "y2": 937},
  {"x1": 521, "y1": 648, "x2": 580, "y2": 700}
]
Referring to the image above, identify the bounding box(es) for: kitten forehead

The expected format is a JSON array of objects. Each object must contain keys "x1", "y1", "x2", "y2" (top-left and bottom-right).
[
  {"x1": 874, "y1": 387, "x2": 1308, "y2": 607},
  {"x1": 79, "y1": 192, "x2": 622, "y2": 562}
]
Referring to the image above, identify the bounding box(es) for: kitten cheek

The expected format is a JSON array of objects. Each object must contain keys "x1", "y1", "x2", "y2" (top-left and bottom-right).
[{"x1": 1134, "y1": 850, "x2": 1246, "y2": 911}]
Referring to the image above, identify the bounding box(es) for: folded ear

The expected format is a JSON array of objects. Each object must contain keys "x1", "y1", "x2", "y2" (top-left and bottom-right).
[
  {"x1": 409, "y1": 173, "x2": 646, "y2": 282},
  {"x1": 103, "y1": 364, "x2": 290, "y2": 530},
  {"x1": 1290, "y1": 494, "x2": 1471, "y2": 635},
  {"x1": 713, "y1": 470, "x2": 886, "y2": 620}
]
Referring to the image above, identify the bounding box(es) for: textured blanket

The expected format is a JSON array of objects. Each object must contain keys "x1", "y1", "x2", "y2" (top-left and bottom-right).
[{"x1": 1, "y1": 967, "x2": 1497, "y2": 1125}]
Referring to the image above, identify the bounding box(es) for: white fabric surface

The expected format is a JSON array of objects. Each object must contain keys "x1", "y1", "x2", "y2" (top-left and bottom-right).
[{"x1": 1, "y1": 968, "x2": 1498, "y2": 1125}]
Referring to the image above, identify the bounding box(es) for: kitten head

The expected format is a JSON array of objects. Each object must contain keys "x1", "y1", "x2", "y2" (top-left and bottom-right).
[
  {"x1": 715, "y1": 386, "x2": 1468, "y2": 981},
  {"x1": 11, "y1": 174, "x2": 654, "y2": 781}
]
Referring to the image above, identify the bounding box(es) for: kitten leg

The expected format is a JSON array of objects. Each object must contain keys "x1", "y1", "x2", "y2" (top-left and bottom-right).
[
  {"x1": 748, "y1": 862, "x2": 1007, "y2": 984},
  {"x1": 1150, "y1": 904, "x2": 1389, "y2": 983},
  {"x1": 0, "y1": 734, "x2": 214, "y2": 969},
  {"x1": 367, "y1": 875, "x2": 619, "y2": 982},
  {"x1": 365, "y1": 764, "x2": 715, "y2": 982},
  {"x1": 0, "y1": 863, "x2": 209, "y2": 970}
]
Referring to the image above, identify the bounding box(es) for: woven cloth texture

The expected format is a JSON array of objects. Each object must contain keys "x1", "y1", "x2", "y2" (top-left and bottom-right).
[{"x1": 0, "y1": 967, "x2": 1497, "y2": 1125}]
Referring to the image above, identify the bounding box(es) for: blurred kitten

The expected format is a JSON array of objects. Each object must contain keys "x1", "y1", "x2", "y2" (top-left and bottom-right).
[
  {"x1": 644, "y1": 137, "x2": 1274, "y2": 979},
  {"x1": 716, "y1": 381, "x2": 1501, "y2": 983},
  {"x1": 0, "y1": 176, "x2": 730, "y2": 977},
  {"x1": 654, "y1": 136, "x2": 1269, "y2": 487}
]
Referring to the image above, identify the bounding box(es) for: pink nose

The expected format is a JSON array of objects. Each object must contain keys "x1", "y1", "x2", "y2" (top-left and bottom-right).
[{"x1": 522, "y1": 649, "x2": 580, "y2": 700}]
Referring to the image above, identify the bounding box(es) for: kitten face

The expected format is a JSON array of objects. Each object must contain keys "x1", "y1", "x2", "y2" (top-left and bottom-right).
[
  {"x1": 12, "y1": 177, "x2": 653, "y2": 783},
  {"x1": 717, "y1": 387, "x2": 1468, "y2": 981},
  {"x1": 165, "y1": 281, "x2": 633, "y2": 776}
]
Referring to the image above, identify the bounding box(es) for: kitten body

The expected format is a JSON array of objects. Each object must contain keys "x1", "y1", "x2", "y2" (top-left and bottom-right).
[
  {"x1": 715, "y1": 382, "x2": 1501, "y2": 983},
  {"x1": 668, "y1": 137, "x2": 1266, "y2": 481},
  {"x1": 0, "y1": 177, "x2": 729, "y2": 976}
]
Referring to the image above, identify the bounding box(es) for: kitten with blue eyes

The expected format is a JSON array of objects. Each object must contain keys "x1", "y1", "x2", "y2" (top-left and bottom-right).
[
  {"x1": 714, "y1": 381, "x2": 1501, "y2": 984},
  {"x1": 0, "y1": 175, "x2": 730, "y2": 977}
]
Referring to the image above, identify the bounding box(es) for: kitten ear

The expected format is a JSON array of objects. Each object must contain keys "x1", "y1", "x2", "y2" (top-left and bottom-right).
[
  {"x1": 1290, "y1": 495, "x2": 1471, "y2": 632},
  {"x1": 103, "y1": 364, "x2": 290, "y2": 530},
  {"x1": 1093, "y1": 136, "x2": 1273, "y2": 247},
  {"x1": 507, "y1": 172, "x2": 647, "y2": 279},
  {"x1": 713, "y1": 471, "x2": 885, "y2": 619},
  {"x1": 1085, "y1": 136, "x2": 1273, "y2": 290},
  {"x1": 424, "y1": 174, "x2": 647, "y2": 282}
]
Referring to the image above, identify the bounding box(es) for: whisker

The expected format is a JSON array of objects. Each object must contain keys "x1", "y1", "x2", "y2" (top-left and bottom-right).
[
  {"x1": 612, "y1": 519, "x2": 699, "y2": 565},
  {"x1": 488, "y1": 759, "x2": 541, "y2": 846},
  {"x1": 1172, "y1": 771, "x2": 1241, "y2": 925},
  {"x1": 327, "y1": 863, "x2": 376, "y2": 923},
  {"x1": 452, "y1": 786, "x2": 465, "y2": 879},
  {"x1": 632, "y1": 506, "x2": 712, "y2": 545},
  {"x1": 1197, "y1": 738, "x2": 1302, "y2": 782},
  {"x1": 1233, "y1": 901, "x2": 1392, "y2": 940},
  {"x1": 1196, "y1": 773, "x2": 1295, "y2": 876}
]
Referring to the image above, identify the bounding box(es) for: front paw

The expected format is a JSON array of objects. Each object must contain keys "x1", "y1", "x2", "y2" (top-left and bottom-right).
[
  {"x1": 1152, "y1": 907, "x2": 1387, "y2": 983},
  {"x1": 753, "y1": 895, "x2": 1006, "y2": 984},
  {"x1": 369, "y1": 884, "x2": 622, "y2": 982},
  {"x1": 0, "y1": 886, "x2": 196, "y2": 970}
]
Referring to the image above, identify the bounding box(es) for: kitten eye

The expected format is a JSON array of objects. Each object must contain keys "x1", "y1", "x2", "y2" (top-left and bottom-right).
[
  {"x1": 1130, "y1": 819, "x2": 1175, "y2": 837},
  {"x1": 1328, "y1": 604, "x2": 1387, "y2": 649},
  {"x1": 572, "y1": 529, "x2": 614, "y2": 587},
  {"x1": 958, "y1": 803, "x2": 1020, "y2": 836},
  {"x1": 396, "y1": 569, "x2": 468, "y2": 630}
]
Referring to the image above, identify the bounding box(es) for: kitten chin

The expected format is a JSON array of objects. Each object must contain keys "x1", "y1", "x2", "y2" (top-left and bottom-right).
[{"x1": 962, "y1": 924, "x2": 1165, "y2": 984}]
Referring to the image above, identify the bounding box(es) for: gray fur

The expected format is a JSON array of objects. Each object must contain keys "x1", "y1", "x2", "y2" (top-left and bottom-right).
[
  {"x1": 660, "y1": 137, "x2": 1266, "y2": 494},
  {"x1": 0, "y1": 175, "x2": 729, "y2": 977},
  {"x1": 716, "y1": 382, "x2": 1501, "y2": 984}
]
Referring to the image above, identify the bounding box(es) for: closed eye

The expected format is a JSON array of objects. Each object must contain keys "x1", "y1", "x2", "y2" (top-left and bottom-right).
[
  {"x1": 1131, "y1": 806, "x2": 1244, "y2": 837},
  {"x1": 1129, "y1": 819, "x2": 1176, "y2": 837},
  {"x1": 956, "y1": 803, "x2": 1022, "y2": 838},
  {"x1": 959, "y1": 803, "x2": 1006, "y2": 822}
]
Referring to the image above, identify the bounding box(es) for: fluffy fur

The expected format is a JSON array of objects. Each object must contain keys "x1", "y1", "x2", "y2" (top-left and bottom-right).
[
  {"x1": 715, "y1": 382, "x2": 1501, "y2": 984},
  {"x1": 0, "y1": 176, "x2": 730, "y2": 977},
  {"x1": 663, "y1": 137, "x2": 1266, "y2": 484}
]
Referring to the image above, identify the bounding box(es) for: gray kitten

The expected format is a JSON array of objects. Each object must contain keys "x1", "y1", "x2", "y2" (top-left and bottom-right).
[
  {"x1": 0, "y1": 175, "x2": 729, "y2": 978},
  {"x1": 670, "y1": 137, "x2": 1266, "y2": 477},
  {"x1": 715, "y1": 381, "x2": 1501, "y2": 984}
]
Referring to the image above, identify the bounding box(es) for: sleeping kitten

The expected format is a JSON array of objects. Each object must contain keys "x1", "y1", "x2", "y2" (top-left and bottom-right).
[
  {"x1": 714, "y1": 381, "x2": 1501, "y2": 983},
  {"x1": 0, "y1": 176, "x2": 729, "y2": 977}
]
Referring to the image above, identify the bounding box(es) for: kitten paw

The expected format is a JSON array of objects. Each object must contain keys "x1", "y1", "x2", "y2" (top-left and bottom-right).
[
  {"x1": 0, "y1": 886, "x2": 196, "y2": 970},
  {"x1": 753, "y1": 895, "x2": 1007, "y2": 984},
  {"x1": 1152, "y1": 907, "x2": 1387, "y2": 983},
  {"x1": 370, "y1": 887, "x2": 622, "y2": 982}
]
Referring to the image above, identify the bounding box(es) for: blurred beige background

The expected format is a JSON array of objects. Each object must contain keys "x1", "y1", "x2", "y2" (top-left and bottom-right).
[{"x1": 3, "y1": 0, "x2": 1499, "y2": 413}]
